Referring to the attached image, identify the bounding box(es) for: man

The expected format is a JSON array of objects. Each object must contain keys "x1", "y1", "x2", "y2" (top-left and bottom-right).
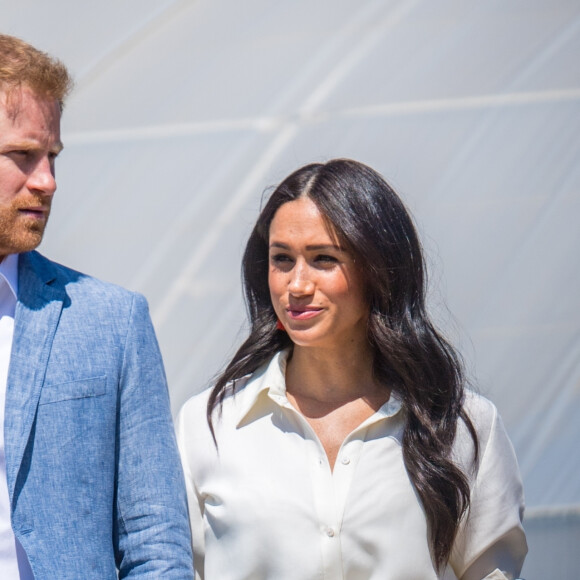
[{"x1": 0, "y1": 34, "x2": 193, "y2": 578}]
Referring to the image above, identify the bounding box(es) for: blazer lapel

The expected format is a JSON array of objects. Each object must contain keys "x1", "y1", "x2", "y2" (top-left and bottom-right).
[{"x1": 4, "y1": 252, "x2": 65, "y2": 499}]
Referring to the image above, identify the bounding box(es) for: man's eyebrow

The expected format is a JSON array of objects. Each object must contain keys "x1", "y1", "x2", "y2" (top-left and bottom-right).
[{"x1": 4, "y1": 139, "x2": 64, "y2": 153}]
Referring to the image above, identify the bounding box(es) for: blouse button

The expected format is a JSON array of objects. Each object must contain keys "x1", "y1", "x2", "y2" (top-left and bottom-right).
[
  {"x1": 341, "y1": 457, "x2": 350, "y2": 465},
  {"x1": 326, "y1": 527, "x2": 335, "y2": 538}
]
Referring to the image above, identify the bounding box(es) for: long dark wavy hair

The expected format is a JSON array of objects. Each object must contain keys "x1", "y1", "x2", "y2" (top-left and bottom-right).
[{"x1": 208, "y1": 158, "x2": 478, "y2": 569}]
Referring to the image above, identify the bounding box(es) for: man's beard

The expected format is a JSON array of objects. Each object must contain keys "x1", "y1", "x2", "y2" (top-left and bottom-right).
[{"x1": 0, "y1": 202, "x2": 50, "y2": 257}]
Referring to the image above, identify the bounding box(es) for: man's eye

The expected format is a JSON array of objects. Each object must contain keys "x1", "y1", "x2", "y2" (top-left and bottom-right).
[{"x1": 9, "y1": 150, "x2": 37, "y2": 164}]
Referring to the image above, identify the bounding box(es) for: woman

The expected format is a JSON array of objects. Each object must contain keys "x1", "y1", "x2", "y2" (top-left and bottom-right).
[{"x1": 177, "y1": 159, "x2": 527, "y2": 579}]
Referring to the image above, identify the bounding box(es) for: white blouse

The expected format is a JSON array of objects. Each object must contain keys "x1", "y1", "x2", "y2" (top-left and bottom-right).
[{"x1": 177, "y1": 351, "x2": 527, "y2": 580}]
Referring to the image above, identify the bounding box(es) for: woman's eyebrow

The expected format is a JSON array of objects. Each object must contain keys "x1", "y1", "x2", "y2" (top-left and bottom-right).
[{"x1": 269, "y1": 242, "x2": 343, "y2": 251}]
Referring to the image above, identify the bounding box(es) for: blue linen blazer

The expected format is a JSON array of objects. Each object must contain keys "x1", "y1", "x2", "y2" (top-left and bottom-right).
[{"x1": 5, "y1": 251, "x2": 194, "y2": 578}]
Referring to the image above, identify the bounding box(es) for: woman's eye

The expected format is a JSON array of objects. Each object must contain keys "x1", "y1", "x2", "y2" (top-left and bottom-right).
[
  {"x1": 270, "y1": 253, "x2": 292, "y2": 264},
  {"x1": 315, "y1": 254, "x2": 338, "y2": 264}
]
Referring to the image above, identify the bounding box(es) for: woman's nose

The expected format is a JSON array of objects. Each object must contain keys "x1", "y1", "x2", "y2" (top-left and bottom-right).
[{"x1": 288, "y1": 262, "x2": 315, "y2": 295}]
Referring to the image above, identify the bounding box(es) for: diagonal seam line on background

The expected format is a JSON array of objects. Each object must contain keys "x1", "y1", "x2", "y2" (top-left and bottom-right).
[
  {"x1": 73, "y1": 0, "x2": 196, "y2": 90},
  {"x1": 151, "y1": 0, "x2": 420, "y2": 328}
]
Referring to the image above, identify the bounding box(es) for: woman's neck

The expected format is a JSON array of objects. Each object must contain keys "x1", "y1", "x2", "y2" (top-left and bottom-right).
[
  {"x1": 284, "y1": 342, "x2": 390, "y2": 469},
  {"x1": 285, "y1": 342, "x2": 384, "y2": 406}
]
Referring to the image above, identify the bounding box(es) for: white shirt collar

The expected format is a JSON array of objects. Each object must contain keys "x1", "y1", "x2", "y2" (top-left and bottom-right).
[
  {"x1": 235, "y1": 349, "x2": 403, "y2": 428},
  {"x1": 234, "y1": 351, "x2": 287, "y2": 427}
]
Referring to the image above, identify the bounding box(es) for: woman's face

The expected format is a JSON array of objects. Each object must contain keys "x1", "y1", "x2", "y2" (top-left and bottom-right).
[{"x1": 268, "y1": 196, "x2": 368, "y2": 351}]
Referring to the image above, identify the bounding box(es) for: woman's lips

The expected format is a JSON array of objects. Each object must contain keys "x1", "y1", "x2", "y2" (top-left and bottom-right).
[{"x1": 286, "y1": 307, "x2": 323, "y2": 320}]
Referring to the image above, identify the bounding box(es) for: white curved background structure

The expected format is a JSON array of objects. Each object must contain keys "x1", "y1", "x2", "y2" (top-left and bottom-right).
[{"x1": 4, "y1": 1, "x2": 579, "y2": 577}]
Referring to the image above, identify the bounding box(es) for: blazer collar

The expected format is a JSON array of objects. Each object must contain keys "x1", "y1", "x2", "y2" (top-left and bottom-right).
[{"x1": 4, "y1": 251, "x2": 66, "y2": 500}]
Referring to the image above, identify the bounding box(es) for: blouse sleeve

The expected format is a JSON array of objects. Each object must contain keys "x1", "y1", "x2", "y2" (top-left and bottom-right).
[
  {"x1": 449, "y1": 396, "x2": 528, "y2": 580},
  {"x1": 176, "y1": 402, "x2": 207, "y2": 580}
]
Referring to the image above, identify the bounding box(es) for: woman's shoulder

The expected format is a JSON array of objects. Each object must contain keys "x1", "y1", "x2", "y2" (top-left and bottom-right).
[
  {"x1": 462, "y1": 389, "x2": 499, "y2": 431},
  {"x1": 177, "y1": 352, "x2": 284, "y2": 431},
  {"x1": 178, "y1": 386, "x2": 213, "y2": 420},
  {"x1": 175, "y1": 387, "x2": 214, "y2": 448},
  {"x1": 176, "y1": 354, "x2": 285, "y2": 464},
  {"x1": 453, "y1": 390, "x2": 506, "y2": 469},
  {"x1": 178, "y1": 375, "x2": 250, "y2": 425}
]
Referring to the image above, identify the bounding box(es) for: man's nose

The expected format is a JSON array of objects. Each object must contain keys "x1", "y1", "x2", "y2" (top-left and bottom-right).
[{"x1": 27, "y1": 156, "x2": 57, "y2": 196}]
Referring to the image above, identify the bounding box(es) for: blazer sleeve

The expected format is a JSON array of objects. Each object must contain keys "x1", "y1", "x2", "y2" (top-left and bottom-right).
[
  {"x1": 114, "y1": 293, "x2": 194, "y2": 578},
  {"x1": 449, "y1": 398, "x2": 528, "y2": 580}
]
